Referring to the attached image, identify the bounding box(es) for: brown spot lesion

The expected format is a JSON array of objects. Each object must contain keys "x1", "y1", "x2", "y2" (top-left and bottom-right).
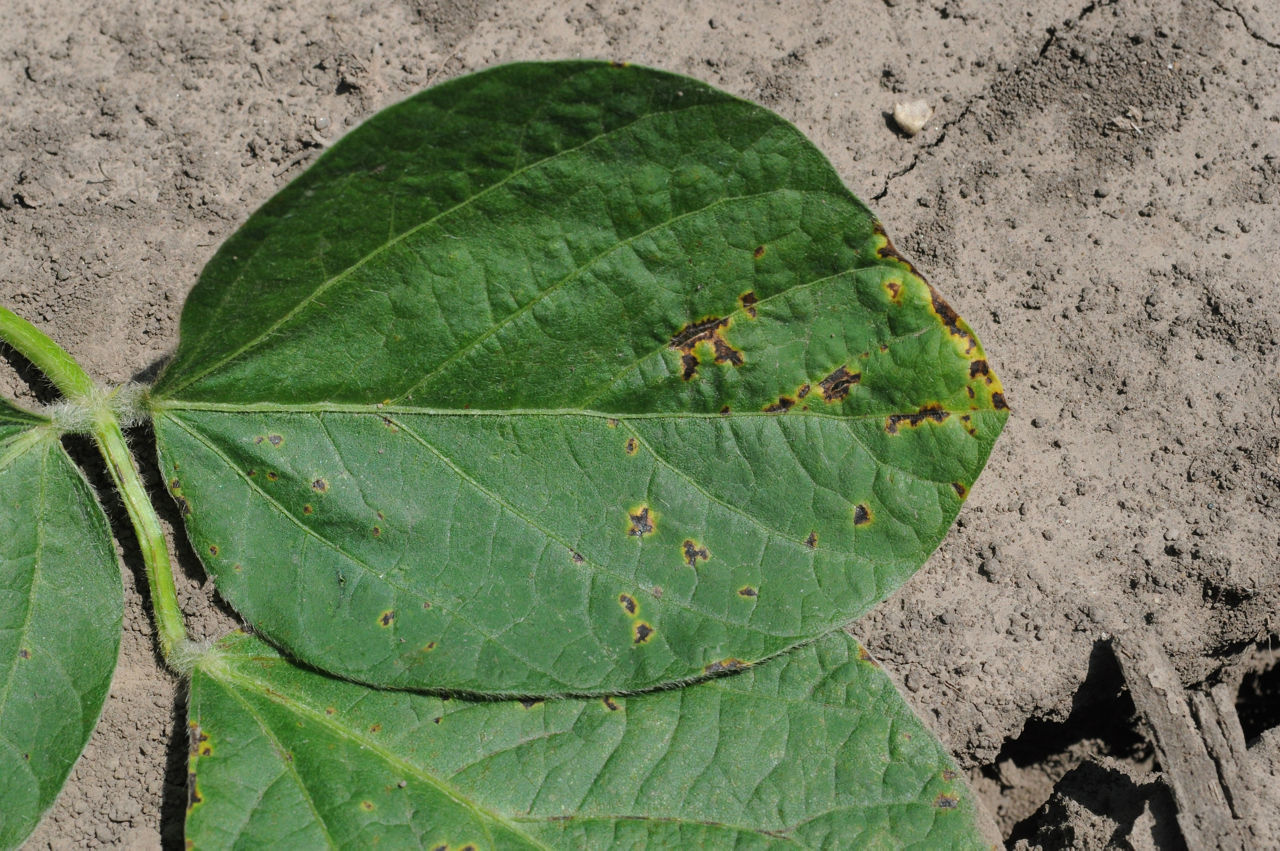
[
  {"x1": 885, "y1": 279, "x2": 902, "y2": 302},
  {"x1": 968, "y1": 359, "x2": 992, "y2": 381},
  {"x1": 602, "y1": 696, "x2": 621, "y2": 711},
  {"x1": 303, "y1": 504, "x2": 314, "y2": 515},
  {"x1": 719, "y1": 405, "x2": 731, "y2": 415},
  {"x1": 360, "y1": 800, "x2": 375, "y2": 812},
  {"x1": 312, "y1": 478, "x2": 329, "y2": 493},
  {"x1": 857, "y1": 645, "x2": 880, "y2": 667},
  {"x1": 519, "y1": 698, "x2": 542, "y2": 709},
  {"x1": 853, "y1": 504, "x2": 872, "y2": 525},
  {"x1": 763, "y1": 396, "x2": 795, "y2": 413},
  {"x1": 681, "y1": 539, "x2": 710, "y2": 567},
  {"x1": 628, "y1": 506, "x2": 655, "y2": 538},
  {"x1": 18, "y1": 648, "x2": 29, "y2": 660},
  {"x1": 951, "y1": 482, "x2": 968, "y2": 498},
  {"x1": 992, "y1": 392, "x2": 1009, "y2": 410},
  {"x1": 873, "y1": 221, "x2": 978, "y2": 353},
  {"x1": 886, "y1": 403, "x2": 950, "y2": 434},
  {"x1": 618, "y1": 593, "x2": 638, "y2": 615},
  {"x1": 379, "y1": 610, "x2": 395, "y2": 627},
  {"x1": 633, "y1": 622, "x2": 654, "y2": 644},
  {"x1": 942, "y1": 768, "x2": 958, "y2": 781},
  {"x1": 737, "y1": 586, "x2": 758, "y2": 598},
  {"x1": 805, "y1": 531, "x2": 818, "y2": 549},
  {"x1": 739, "y1": 291, "x2": 758, "y2": 318},
  {"x1": 669, "y1": 316, "x2": 744, "y2": 380},
  {"x1": 265, "y1": 471, "x2": 279, "y2": 482},
  {"x1": 934, "y1": 793, "x2": 959, "y2": 809},
  {"x1": 569, "y1": 549, "x2": 585, "y2": 564},
  {"x1": 624, "y1": 437, "x2": 638, "y2": 456},
  {"x1": 752, "y1": 245, "x2": 766, "y2": 259},
  {"x1": 704, "y1": 658, "x2": 748, "y2": 674},
  {"x1": 186, "y1": 776, "x2": 203, "y2": 812},
  {"x1": 818, "y1": 366, "x2": 861, "y2": 402},
  {"x1": 209, "y1": 545, "x2": 219, "y2": 556}
]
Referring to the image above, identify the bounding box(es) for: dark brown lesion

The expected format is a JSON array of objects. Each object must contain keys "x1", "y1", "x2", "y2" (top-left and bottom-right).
[
  {"x1": 992, "y1": 392, "x2": 1009, "y2": 410},
  {"x1": 969, "y1": 359, "x2": 991, "y2": 381},
  {"x1": 763, "y1": 396, "x2": 795, "y2": 413},
  {"x1": 873, "y1": 221, "x2": 978, "y2": 353},
  {"x1": 681, "y1": 539, "x2": 710, "y2": 567},
  {"x1": 853, "y1": 504, "x2": 872, "y2": 526},
  {"x1": 602, "y1": 697, "x2": 621, "y2": 711},
  {"x1": 633, "y1": 622, "x2": 654, "y2": 644},
  {"x1": 739, "y1": 291, "x2": 758, "y2": 318},
  {"x1": 628, "y1": 506, "x2": 654, "y2": 538},
  {"x1": 379, "y1": 610, "x2": 395, "y2": 627},
  {"x1": 704, "y1": 658, "x2": 748, "y2": 674},
  {"x1": 805, "y1": 531, "x2": 818, "y2": 549},
  {"x1": 737, "y1": 586, "x2": 758, "y2": 598},
  {"x1": 885, "y1": 403, "x2": 950, "y2": 434},
  {"x1": 951, "y1": 482, "x2": 968, "y2": 497},
  {"x1": 818, "y1": 366, "x2": 861, "y2": 402},
  {"x1": 669, "y1": 316, "x2": 744, "y2": 380},
  {"x1": 624, "y1": 437, "x2": 638, "y2": 456},
  {"x1": 618, "y1": 593, "x2": 638, "y2": 615},
  {"x1": 796, "y1": 383, "x2": 811, "y2": 399}
]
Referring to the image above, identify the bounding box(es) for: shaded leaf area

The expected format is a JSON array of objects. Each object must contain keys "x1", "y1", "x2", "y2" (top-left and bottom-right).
[
  {"x1": 186, "y1": 630, "x2": 985, "y2": 850},
  {"x1": 0, "y1": 400, "x2": 122, "y2": 848},
  {"x1": 151, "y1": 61, "x2": 1006, "y2": 694}
]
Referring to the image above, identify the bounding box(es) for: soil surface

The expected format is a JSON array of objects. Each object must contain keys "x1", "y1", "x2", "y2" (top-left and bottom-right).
[{"x1": 3, "y1": 0, "x2": 1278, "y2": 848}]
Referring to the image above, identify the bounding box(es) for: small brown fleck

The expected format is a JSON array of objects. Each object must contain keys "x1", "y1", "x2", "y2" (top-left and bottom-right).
[
  {"x1": 519, "y1": 698, "x2": 542, "y2": 709},
  {"x1": 268, "y1": 434, "x2": 283, "y2": 447},
  {"x1": 569, "y1": 549, "x2": 585, "y2": 564},
  {"x1": 966, "y1": 386, "x2": 976, "y2": 399},
  {"x1": 369, "y1": 723, "x2": 382, "y2": 733},
  {"x1": 423, "y1": 641, "x2": 437, "y2": 652},
  {"x1": 312, "y1": 478, "x2": 329, "y2": 493},
  {"x1": 951, "y1": 482, "x2": 968, "y2": 498},
  {"x1": 681, "y1": 539, "x2": 710, "y2": 567},
  {"x1": 303, "y1": 504, "x2": 314, "y2": 515},
  {"x1": 942, "y1": 768, "x2": 957, "y2": 781},
  {"x1": 764, "y1": 396, "x2": 795, "y2": 413},
  {"x1": 704, "y1": 658, "x2": 748, "y2": 674},
  {"x1": 633, "y1": 622, "x2": 654, "y2": 644},
  {"x1": 422, "y1": 601, "x2": 432, "y2": 609},
  {"x1": 432, "y1": 717, "x2": 442, "y2": 725},
  {"x1": 618, "y1": 593, "x2": 638, "y2": 615},
  {"x1": 796, "y1": 383, "x2": 811, "y2": 399},
  {"x1": 805, "y1": 531, "x2": 818, "y2": 549},
  {"x1": 885, "y1": 279, "x2": 902, "y2": 302},
  {"x1": 209, "y1": 545, "x2": 219, "y2": 556},
  {"x1": 934, "y1": 794, "x2": 959, "y2": 809},
  {"x1": 737, "y1": 586, "x2": 758, "y2": 598},
  {"x1": 719, "y1": 405, "x2": 731, "y2": 415},
  {"x1": 752, "y1": 245, "x2": 765, "y2": 259},
  {"x1": 372, "y1": 525, "x2": 381, "y2": 537},
  {"x1": 379, "y1": 610, "x2": 395, "y2": 627},
  {"x1": 265, "y1": 471, "x2": 279, "y2": 482},
  {"x1": 169, "y1": 478, "x2": 180, "y2": 490},
  {"x1": 325, "y1": 707, "x2": 336, "y2": 715},
  {"x1": 628, "y1": 506, "x2": 655, "y2": 538},
  {"x1": 886, "y1": 404, "x2": 950, "y2": 434},
  {"x1": 461, "y1": 845, "x2": 477, "y2": 851},
  {"x1": 853, "y1": 504, "x2": 872, "y2": 526},
  {"x1": 360, "y1": 800, "x2": 375, "y2": 812},
  {"x1": 602, "y1": 696, "x2": 621, "y2": 711},
  {"x1": 624, "y1": 437, "x2": 638, "y2": 456},
  {"x1": 818, "y1": 366, "x2": 861, "y2": 402},
  {"x1": 18, "y1": 648, "x2": 30, "y2": 660},
  {"x1": 992, "y1": 392, "x2": 1009, "y2": 410},
  {"x1": 740, "y1": 291, "x2": 759, "y2": 318}
]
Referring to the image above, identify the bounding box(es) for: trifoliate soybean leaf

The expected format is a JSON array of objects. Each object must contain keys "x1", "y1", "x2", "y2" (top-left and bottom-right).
[
  {"x1": 187, "y1": 629, "x2": 987, "y2": 849},
  {"x1": 150, "y1": 61, "x2": 1006, "y2": 695},
  {"x1": 0, "y1": 399, "x2": 122, "y2": 849}
]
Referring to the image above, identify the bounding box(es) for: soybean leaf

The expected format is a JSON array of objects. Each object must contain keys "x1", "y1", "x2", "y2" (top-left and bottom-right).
[
  {"x1": 150, "y1": 61, "x2": 1006, "y2": 695},
  {"x1": 0, "y1": 399, "x2": 122, "y2": 848},
  {"x1": 186, "y1": 629, "x2": 986, "y2": 849}
]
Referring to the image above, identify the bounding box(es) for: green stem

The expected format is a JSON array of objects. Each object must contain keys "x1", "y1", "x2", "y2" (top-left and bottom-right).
[
  {"x1": 0, "y1": 305, "x2": 188, "y2": 664},
  {"x1": 0, "y1": 306, "x2": 96, "y2": 400}
]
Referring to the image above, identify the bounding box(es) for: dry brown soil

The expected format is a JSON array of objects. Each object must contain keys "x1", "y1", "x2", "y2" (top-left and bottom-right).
[{"x1": 2, "y1": 0, "x2": 1278, "y2": 848}]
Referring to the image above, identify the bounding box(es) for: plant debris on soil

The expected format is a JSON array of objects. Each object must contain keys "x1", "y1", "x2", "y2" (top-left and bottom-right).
[{"x1": 2, "y1": 0, "x2": 1278, "y2": 847}]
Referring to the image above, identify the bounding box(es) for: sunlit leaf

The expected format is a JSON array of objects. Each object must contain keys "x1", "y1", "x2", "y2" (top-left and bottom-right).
[
  {"x1": 0, "y1": 399, "x2": 122, "y2": 848},
  {"x1": 186, "y1": 629, "x2": 986, "y2": 849},
  {"x1": 151, "y1": 61, "x2": 1006, "y2": 694}
]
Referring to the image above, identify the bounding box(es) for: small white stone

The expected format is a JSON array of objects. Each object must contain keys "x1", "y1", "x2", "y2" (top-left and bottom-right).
[{"x1": 892, "y1": 99, "x2": 934, "y2": 136}]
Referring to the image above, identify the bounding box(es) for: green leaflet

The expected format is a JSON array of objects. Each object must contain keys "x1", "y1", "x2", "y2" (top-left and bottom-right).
[
  {"x1": 150, "y1": 61, "x2": 1006, "y2": 694},
  {"x1": 0, "y1": 399, "x2": 122, "y2": 849},
  {"x1": 187, "y1": 629, "x2": 987, "y2": 850}
]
